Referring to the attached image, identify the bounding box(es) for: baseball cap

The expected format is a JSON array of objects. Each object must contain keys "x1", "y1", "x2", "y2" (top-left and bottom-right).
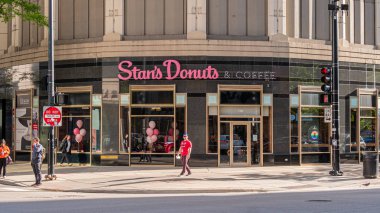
[{"x1": 183, "y1": 132, "x2": 188, "y2": 137}]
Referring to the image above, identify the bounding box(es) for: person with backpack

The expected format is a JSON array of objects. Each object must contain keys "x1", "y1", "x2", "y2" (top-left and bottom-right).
[
  {"x1": 0, "y1": 139, "x2": 10, "y2": 178},
  {"x1": 59, "y1": 135, "x2": 73, "y2": 166},
  {"x1": 31, "y1": 137, "x2": 44, "y2": 186}
]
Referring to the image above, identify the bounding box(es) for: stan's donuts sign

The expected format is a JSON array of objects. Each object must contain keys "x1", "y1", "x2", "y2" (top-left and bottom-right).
[{"x1": 118, "y1": 59, "x2": 219, "y2": 80}]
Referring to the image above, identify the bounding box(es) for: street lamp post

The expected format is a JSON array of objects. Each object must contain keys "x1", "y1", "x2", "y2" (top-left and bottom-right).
[
  {"x1": 328, "y1": 0, "x2": 348, "y2": 176},
  {"x1": 47, "y1": 0, "x2": 56, "y2": 180}
]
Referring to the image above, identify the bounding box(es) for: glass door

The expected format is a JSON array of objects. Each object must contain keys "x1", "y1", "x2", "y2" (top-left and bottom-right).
[{"x1": 231, "y1": 124, "x2": 249, "y2": 165}]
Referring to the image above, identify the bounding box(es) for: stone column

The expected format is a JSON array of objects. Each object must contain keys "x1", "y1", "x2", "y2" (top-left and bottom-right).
[
  {"x1": 347, "y1": 0, "x2": 355, "y2": 43},
  {"x1": 268, "y1": 0, "x2": 287, "y2": 37},
  {"x1": 0, "y1": 22, "x2": 8, "y2": 54},
  {"x1": 42, "y1": 0, "x2": 58, "y2": 46},
  {"x1": 301, "y1": 0, "x2": 314, "y2": 39},
  {"x1": 187, "y1": 0, "x2": 207, "y2": 39},
  {"x1": 294, "y1": 0, "x2": 300, "y2": 38},
  {"x1": 339, "y1": 0, "x2": 347, "y2": 41},
  {"x1": 287, "y1": 0, "x2": 300, "y2": 38},
  {"x1": 104, "y1": 0, "x2": 124, "y2": 41},
  {"x1": 354, "y1": 0, "x2": 365, "y2": 44},
  {"x1": 375, "y1": 0, "x2": 380, "y2": 47},
  {"x1": 8, "y1": 15, "x2": 22, "y2": 53}
]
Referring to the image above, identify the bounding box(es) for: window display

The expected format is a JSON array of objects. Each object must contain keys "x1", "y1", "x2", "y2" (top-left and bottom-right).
[{"x1": 131, "y1": 117, "x2": 177, "y2": 154}]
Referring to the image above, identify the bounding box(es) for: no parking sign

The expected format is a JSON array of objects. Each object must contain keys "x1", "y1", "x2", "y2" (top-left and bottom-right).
[{"x1": 43, "y1": 106, "x2": 62, "y2": 127}]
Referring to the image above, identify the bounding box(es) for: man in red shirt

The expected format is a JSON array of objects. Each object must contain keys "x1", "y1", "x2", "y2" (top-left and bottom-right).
[{"x1": 177, "y1": 133, "x2": 192, "y2": 177}]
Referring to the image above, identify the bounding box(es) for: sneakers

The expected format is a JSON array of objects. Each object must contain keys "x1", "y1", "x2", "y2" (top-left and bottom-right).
[
  {"x1": 2, "y1": 176, "x2": 6, "y2": 178},
  {"x1": 186, "y1": 173, "x2": 191, "y2": 176},
  {"x1": 32, "y1": 183, "x2": 41, "y2": 187},
  {"x1": 68, "y1": 163, "x2": 73, "y2": 166},
  {"x1": 178, "y1": 174, "x2": 184, "y2": 177}
]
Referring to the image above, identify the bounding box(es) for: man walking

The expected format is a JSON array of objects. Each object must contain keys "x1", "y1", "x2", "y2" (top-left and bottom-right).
[
  {"x1": 177, "y1": 132, "x2": 192, "y2": 177},
  {"x1": 31, "y1": 137, "x2": 44, "y2": 186}
]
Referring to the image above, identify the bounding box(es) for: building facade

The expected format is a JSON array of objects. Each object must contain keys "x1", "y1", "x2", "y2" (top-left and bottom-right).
[{"x1": 0, "y1": 0, "x2": 380, "y2": 167}]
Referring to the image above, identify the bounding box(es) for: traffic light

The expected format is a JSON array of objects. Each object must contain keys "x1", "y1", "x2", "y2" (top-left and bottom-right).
[{"x1": 320, "y1": 67, "x2": 331, "y2": 93}]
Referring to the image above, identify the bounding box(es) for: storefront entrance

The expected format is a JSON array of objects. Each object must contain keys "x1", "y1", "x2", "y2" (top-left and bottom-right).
[{"x1": 219, "y1": 120, "x2": 262, "y2": 166}]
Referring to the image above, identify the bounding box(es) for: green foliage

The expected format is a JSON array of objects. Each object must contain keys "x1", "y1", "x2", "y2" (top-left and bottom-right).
[{"x1": 0, "y1": 0, "x2": 47, "y2": 26}]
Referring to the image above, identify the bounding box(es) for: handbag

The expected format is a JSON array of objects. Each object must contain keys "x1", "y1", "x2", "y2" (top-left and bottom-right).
[{"x1": 6, "y1": 156, "x2": 13, "y2": 165}]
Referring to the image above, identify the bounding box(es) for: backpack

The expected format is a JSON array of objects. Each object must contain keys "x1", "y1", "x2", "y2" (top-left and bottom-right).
[
  {"x1": 41, "y1": 147, "x2": 46, "y2": 160},
  {"x1": 59, "y1": 141, "x2": 66, "y2": 152}
]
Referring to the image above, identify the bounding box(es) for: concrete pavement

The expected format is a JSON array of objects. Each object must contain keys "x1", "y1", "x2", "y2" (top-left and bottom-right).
[{"x1": 1, "y1": 163, "x2": 380, "y2": 194}]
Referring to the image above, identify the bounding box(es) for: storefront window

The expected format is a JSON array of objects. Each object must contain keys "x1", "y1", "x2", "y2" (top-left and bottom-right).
[
  {"x1": 290, "y1": 108, "x2": 298, "y2": 153},
  {"x1": 176, "y1": 107, "x2": 186, "y2": 150},
  {"x1": 350, "y1": 109, "x2": 358, "y2": 152},
  {"x1": 263, "y1": 107, "x2": 271, "y2": 153},
  {"x1": 207, "y1": 106, "x2": 218, "y2": 153},
  {"x1": 132, "y1": 91, "x2": 173, "y2": 104},
  {"x1": 59, "y1": 117, "x2": 91, "y2": 153},
  {"x1": 130, "y1": 117, "x2": 175, "y2": 154},
  {"x1": 65, "y1": 93, "x2": 91, "y2": 105},
  {"x1": 360, "y1": 118, "x2": 376, "y2": 151},
  {"x1": 120, "y1": 107, "x2": 129, "y2": 153},
  {"x1": 57, "y1": 89, "x2": 91, "y2": 165},
  {"x1": 301, "y1": 117, "x2": 329, "y2": 152},
  {"x1": 92, "y1": 107, "x2": 101, "y2": 152},
  {"x1": 219, "y1": 122, "x2": 230, "y2": 165},
  {"x1": 220, "y1": 91, "x2": 260, "y2": 105}
]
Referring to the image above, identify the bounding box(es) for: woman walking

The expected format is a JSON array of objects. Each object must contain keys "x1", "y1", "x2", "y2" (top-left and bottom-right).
[
  {"x1": 0, "y1": 139, "x2": 10, "y2": 178},
  {"x1": 59, "y1": 135, "x2": 73, "y2": 166}
]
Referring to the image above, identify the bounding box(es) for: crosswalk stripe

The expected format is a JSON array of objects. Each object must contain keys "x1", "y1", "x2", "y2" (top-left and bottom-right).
[{"x1": 2, "y1": 187, "x2": 30, "y2": 192}]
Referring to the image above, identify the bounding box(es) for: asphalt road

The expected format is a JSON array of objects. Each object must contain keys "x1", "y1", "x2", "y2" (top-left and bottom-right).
[{"x1": 1, "y1": 184, "x2": 379, "y2": 213}]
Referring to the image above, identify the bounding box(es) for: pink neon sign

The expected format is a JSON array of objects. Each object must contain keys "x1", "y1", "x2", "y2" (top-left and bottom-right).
[{"x1": 118, "y1": 59, "x2": 219, "y2": 80}]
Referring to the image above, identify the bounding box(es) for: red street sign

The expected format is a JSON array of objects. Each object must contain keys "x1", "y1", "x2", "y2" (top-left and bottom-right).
[{"x1": 43, "y1": 106, "x2": 62, "y2": 127}]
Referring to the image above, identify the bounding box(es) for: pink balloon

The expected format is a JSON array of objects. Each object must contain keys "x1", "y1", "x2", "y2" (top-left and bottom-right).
[
  {"x1": 75, "y1": 134, "x2": 83, "y2": 143},
  {"x1": 148, "y1": 121, "x2": 156, "y2": 129},
  {"x1": 151, "y1": 135, "x2": 157, "y2": 143},
  {"x1": 73, "y1": 128, "x2": 80, "y2": 135},
  {"x1": 80, "y1": 128, "x2": 86, "y2": 136},
  {"x1": 146, "y1": 128, "x2": 153, "y2": 136},
  {"x1": 153, "y1": 129, "x2": 159, "y2": 135},
  {"x1": 168, "y1": 128, "x2": 174, "y2": 136},
  {"x1": 76, "y1": 120, "x2": 83, "y2": 128},
  {"x1": 146, "y1": 136, "x2": 152, "y2": 143}
]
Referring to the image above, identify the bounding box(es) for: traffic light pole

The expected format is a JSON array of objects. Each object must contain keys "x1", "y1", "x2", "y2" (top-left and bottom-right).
[
  {"x1": 47, "y1": 0, "x2": 56, "y2": 180},
  {"x1": 329, "y1": 0, "x2": 346, "y2": 176}
]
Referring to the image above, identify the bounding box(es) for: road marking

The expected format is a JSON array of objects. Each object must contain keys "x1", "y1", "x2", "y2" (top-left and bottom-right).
[{"x1": 2, "y1": 187, "x2": 30, "y2": 192}]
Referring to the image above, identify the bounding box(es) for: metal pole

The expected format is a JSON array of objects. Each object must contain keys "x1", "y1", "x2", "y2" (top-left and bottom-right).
[
  {"x1": 330, "y1": 0, "x2": 342, "y2": 176},
  {"x1": 47, "y1": 0, "x2": 55, "y2": 178}
]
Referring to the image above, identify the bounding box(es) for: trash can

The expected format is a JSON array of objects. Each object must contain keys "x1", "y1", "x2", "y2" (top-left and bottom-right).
[{"x1": 363, "y1": 152, "x2": 379, "y2": 179}]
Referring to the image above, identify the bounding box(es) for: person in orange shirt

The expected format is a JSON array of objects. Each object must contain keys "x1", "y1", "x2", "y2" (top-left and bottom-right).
[{"x1": 0, "y1": 139, "x2": 10, "y2": 178}]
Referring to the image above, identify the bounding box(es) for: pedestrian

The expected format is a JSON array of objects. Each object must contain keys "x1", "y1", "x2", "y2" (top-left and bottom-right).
[
  {"x1": 31, "y1": 137, "x2": 44, "y2": 186},
  {"x1": 176, "y1": 132, "x2": 192, "y2": 177},
  {"x1": 0, "y1": 139, "x2": 10, "y2": 178},
  {"x1": 59, "y1": 135, "x2": 73, "y2": 166}
]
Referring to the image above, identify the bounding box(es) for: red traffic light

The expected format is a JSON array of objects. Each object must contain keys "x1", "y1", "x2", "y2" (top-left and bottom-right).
[{"x1": 321, "y1": 67, "x2": 331, "y2": 75}]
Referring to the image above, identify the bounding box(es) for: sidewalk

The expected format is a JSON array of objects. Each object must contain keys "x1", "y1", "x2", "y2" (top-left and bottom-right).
[{"x1": 2, "y1": 163, "x2": 380, "y2": 194}]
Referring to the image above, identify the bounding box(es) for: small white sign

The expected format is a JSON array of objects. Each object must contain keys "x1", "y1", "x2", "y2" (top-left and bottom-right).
[{"x1": 324, "y1": 107, "x2": 332, "y2": 123}]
